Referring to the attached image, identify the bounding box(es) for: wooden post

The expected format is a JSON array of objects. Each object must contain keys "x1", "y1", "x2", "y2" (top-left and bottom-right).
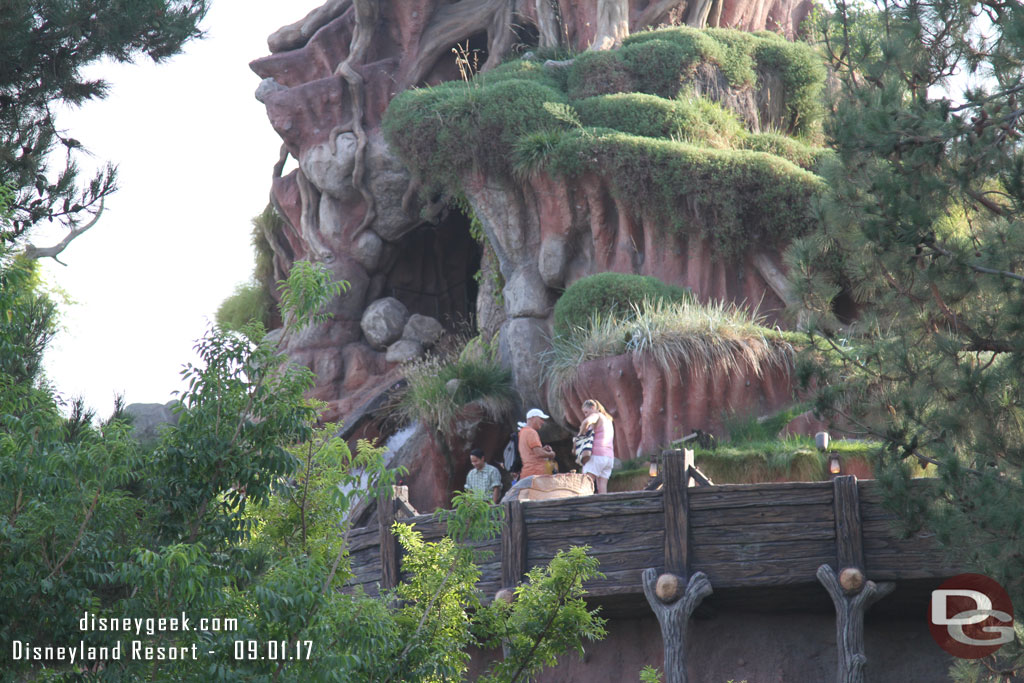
[
  {"x1": 817, "y1": 565, "x2": 894, "y2": 683},
  {"x1": 501, "y1": 500, "x2": 526, "y2": 587},
  {"x1": 662, "y1": 450, "x2": 692, "y2": 576},
  {"x1": 378, "y1": 492, "x2": 399, "y2": 590},
  {"x1": 642, "y1": 568, "x2": 713, "y2": 683},
  {"x1": 833, "y1": 475, "x2": 864, "y2": 571}
]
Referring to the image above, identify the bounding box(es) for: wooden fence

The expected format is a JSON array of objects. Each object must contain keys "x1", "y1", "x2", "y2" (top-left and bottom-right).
[{"x1": 344, "y1": 451, "x2": 960, "y2": 601}]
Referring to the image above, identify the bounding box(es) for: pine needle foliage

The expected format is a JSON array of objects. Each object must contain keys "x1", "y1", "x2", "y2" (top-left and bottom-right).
[{"x1": 787, "y1": 0, "x2": 1024, "y2": 658}]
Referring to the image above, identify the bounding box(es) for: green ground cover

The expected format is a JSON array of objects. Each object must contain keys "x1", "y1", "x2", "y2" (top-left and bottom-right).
[{"x1": 382, "y1": 26, "x2": 829, "y2": 259}]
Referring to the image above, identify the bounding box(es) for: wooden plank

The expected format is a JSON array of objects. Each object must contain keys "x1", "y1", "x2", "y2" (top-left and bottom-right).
[
  {"x1": 528, "y1": 546, "x2": 663, "y2": 576},
  {"x1": 525, "y1": 512, "x2": 663, "y2": 541},
  {"x1": 834, "y1": 475, "x2": 864, "y2": 570},
  {"x1": 689, "y1": 481, "x2": 833, "y2": 510},
  {"x1": 862, "y1": 521, "x2": 944, "y2": 554},
  {"x1": 583, "y1": 568, "x2": 652, "y2": 596},
  {"x1": 521, "y1": 491, "x2": 663, "y2": 523},
  {"x1": 348, "y1": 529, "x2": 381, "y2": 553},
  {"x1": 351, "y1": 553, "x2": 381, "y2": 583},
  {"x1": 662, "y1": 450, "x2": 690, "y2": 575},
  {"x1": 501, "y1": 500, "x2": 526, "y2": 587},
  {"x1": 697, "y1": 556, "x2": 827, "y2": 588},
  {"x1": 865, "y1": 549, "x2": 963, "y2": 580},
  {"x1": 349, "y1": 524, "x2": 379, "y2": 540},
  {"x1": 406, "y1": 519, "x2": 446, "y2": 540},
  {"x1": 690, "y1": 504, "x2": 832, "y2": 528},
  {"x1": 528, "y1": 538, "x2": 662, "y2": 568},
  {"x1": 378, "y1": 494, "x2": 399, "y2": 590},
  {"x1": 689, "y1": 539, "x2": 835, "y2": 565},
  {"x1": 690, "y1": 520, "x2": 835, "y2": 545}
]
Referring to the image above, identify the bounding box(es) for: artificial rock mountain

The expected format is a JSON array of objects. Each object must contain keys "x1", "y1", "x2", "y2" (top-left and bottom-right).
[{"x1": 250, "y1": 0, "x2": 822, "y2": 508}]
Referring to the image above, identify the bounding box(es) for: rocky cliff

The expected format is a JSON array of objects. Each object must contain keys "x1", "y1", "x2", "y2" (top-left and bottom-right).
[{"x1": 250, "y1": 1, "x2": 824, "y2": 497}]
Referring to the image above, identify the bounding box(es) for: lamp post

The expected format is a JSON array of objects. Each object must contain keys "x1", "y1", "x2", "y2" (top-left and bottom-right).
[{"x1": 818, "y1": 431, "x2": 842, "y2": 478}]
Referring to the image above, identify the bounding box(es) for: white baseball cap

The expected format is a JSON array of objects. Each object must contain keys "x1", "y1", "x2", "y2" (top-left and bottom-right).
[{"x1": 526, "y1": 408, "x2": 550, "y2": 420}]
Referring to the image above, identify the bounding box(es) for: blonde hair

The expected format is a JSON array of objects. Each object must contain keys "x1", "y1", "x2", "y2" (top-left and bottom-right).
[{"x1": 582, "y1": 399, "x2": 613, "y2": 422}]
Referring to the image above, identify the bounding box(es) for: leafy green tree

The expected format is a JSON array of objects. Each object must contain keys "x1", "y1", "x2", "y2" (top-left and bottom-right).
[
  {"x1": 1, "y1": 253, "x2": 605, "y2": 680},
  {"x1": 789, "y1": 0, "x2": 1024, "y2": 677},
  {"x1": 0, "y1": 0, "x2": 207, "y2": 259}
]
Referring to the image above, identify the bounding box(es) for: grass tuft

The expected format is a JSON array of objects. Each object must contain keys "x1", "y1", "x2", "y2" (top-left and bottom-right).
[
  {"x1": 546, "y1": 297, "x2": 798, "y2": 399},
  {"x1": 396, "y1": 351, "x2": 517, "y2": 435}
]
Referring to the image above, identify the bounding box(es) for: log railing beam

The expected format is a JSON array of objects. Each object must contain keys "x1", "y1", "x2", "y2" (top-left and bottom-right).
[
  {"x1": 501, "y1": 500, "x2": 526, "y2": 587},
  {"x1": 662, "y1": 449, "x2": 693, "y2": 576},
  {"x1": 378, "y1": 492, "x2": 400, "y2": 590},
  {"x1": 833, "y1": 475, "x2": 864, "y2": 571}
]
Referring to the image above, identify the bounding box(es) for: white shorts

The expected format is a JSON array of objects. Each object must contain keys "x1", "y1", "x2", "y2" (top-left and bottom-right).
[{"x1": 582, "y1": 455, "x2": 614, "y2": 479}]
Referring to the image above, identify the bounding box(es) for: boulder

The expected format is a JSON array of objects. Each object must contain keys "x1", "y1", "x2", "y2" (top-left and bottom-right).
[
  {"x1": 402, "y1": 313, "x2": 444, "y2": 347},
  {"x1": 124, "y1": 401, "x2": 179, "y2": 443},
  {"x1": 300, "y1": 136, "x2": 358, "y2": 200},
  {"x1": 386, "y1": 338, "x2": 423, "y2": 363},
  {"x1": 365, "y1": 132, "x2": 421, "y2": 241},
  {"x1": 361, "y1": 297, "x2": 409, "y2": 349},
  {"x1": 352, "y1": 229, "x2": 384, "y2": 271},
  {"x1": 503, "y1": 267, "x2": 551, "y2": 318},
  {"x1": 254, "y1": 77, "x2": 286, "y2": 103}
]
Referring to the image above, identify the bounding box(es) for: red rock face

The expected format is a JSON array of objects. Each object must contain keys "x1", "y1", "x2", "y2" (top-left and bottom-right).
[
  {"x1": 251, "y1": 0, "x2": 814, "y2": 493},
  {"x1": 560, "y1": 353, "x2": 795, "y2": 460}
]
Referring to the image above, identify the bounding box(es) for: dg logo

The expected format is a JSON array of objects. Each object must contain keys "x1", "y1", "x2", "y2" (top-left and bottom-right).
[{"x1": 929, "y1": 573, "x2": 1014, "y2": 659}]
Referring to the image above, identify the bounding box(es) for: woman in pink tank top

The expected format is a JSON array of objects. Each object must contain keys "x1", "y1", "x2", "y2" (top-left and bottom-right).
[{"x1": 578, "y1": 399, "x2": 615, "y2": 493}]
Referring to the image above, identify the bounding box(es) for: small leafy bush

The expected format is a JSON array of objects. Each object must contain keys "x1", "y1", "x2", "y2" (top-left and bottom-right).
[
  {"x1": 216, "y1": 280, "x2": 273, "y2": 334},
  {"x1": 552, "y1": 272, "x2": 692, "y2": 337}
]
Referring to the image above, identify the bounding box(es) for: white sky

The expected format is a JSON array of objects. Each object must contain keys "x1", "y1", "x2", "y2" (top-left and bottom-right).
[{"x1": 38, "y1": 0, "x2": 324, "y2": 414}]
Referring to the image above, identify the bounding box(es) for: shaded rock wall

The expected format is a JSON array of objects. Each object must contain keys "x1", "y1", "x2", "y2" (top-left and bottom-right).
[{"x1": 559, "y1": 354, "x2": 794, "y2": 459}]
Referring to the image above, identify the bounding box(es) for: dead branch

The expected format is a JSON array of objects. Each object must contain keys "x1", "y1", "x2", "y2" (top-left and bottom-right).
[{"x1": 23, "y1": 198, "x2": 104, "y2": 265}]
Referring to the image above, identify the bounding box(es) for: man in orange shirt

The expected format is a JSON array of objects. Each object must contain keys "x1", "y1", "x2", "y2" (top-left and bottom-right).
[{"x1": 518, "y1": 408, "x2": 556, "y2": 477}]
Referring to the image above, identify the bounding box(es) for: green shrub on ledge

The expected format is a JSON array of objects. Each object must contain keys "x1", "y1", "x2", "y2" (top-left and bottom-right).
[
  {"x1": 553, "y1": 272, "x2": 691, "y2": 337},
  {"x1": 539, "y1": 129, "x2": 825, "y2": 257}
]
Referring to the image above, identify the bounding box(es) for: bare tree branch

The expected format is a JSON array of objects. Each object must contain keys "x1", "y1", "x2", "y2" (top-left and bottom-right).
[{"x1": 23, "y1": 198, "x2": 104, "y2": 265}]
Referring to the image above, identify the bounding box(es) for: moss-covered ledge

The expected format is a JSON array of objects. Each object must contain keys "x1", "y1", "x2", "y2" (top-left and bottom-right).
[{"x1": 382, "y1": 26, "x2": 829, "y2": 259}]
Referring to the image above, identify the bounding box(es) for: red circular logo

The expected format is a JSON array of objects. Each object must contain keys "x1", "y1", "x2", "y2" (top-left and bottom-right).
[{"x1": 928, "y1": 573, "x2": 1014, "y2": 659}]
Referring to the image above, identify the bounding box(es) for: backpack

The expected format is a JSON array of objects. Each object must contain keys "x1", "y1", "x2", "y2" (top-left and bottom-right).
[{"x1": 503, "y1": 427, "x2": 523, "y2": 475}]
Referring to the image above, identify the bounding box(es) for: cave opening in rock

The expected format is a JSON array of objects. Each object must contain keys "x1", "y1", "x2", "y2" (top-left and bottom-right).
[{"x1": 383, "y1": 208, "x2": 482, "y2": 333}]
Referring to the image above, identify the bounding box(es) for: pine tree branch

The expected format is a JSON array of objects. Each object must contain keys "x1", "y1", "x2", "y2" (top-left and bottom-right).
[{"x1": 927, "y1": 243, "x2": 1024, "y2": 283}]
